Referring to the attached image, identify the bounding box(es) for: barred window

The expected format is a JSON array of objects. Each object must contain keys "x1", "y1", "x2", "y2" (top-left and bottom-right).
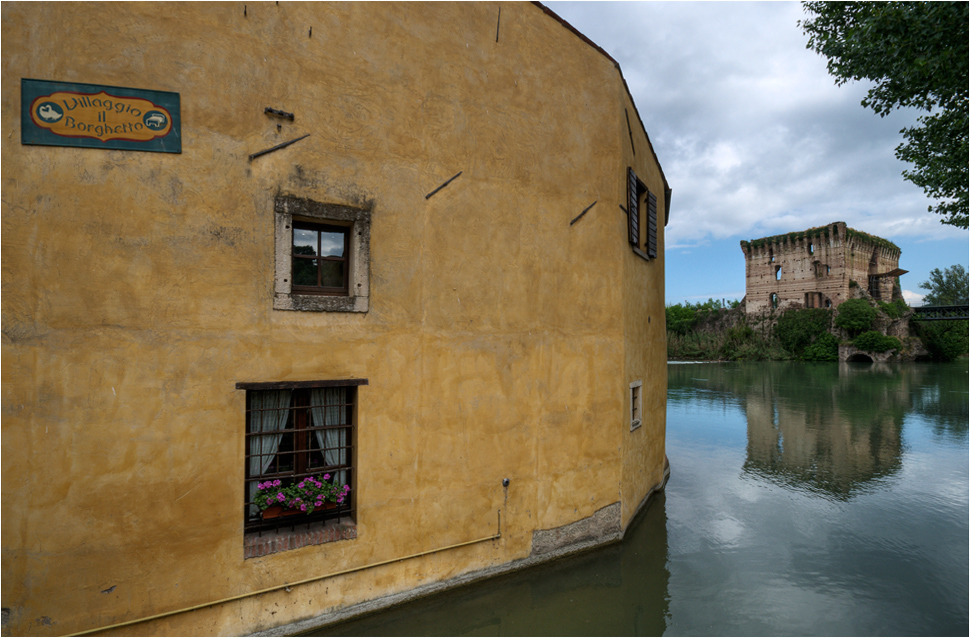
[{"x1": 237, "y1": 379, "x2": 366, "y2": 535}]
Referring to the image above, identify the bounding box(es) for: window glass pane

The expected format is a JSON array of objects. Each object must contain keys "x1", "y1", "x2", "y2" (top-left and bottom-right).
[
  {"x1": 293, "y1": 258, "x2": 318, "y2": 286},
  {"x1": 308, "y1": 438, "x2": 327, "y2": 470},
  {"x1": 265, "y1": 420, "x2": 295, "y2": 474},
  {"x1": 320, "y1": 260, "x2": 344, "y2": 288},
  {"x1": 319, "y1": 231, "x2": 345, "y2": 258},
  {"x1": 294, "y1": 228, "x2": 318, "y2": 256}
]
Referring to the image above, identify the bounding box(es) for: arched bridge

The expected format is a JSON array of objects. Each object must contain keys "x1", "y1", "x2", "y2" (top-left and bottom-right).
[{"x1": 911, "y1": 305, "x2": 969, "y2": 321}]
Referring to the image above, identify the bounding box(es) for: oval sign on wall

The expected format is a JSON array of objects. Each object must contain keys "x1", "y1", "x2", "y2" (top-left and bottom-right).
[{"x1": 22, "y1": 79, "x2": 181, "y2": 153}]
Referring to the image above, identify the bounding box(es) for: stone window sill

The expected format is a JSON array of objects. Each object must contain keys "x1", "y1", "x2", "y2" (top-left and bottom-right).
[
  {"x1": 244, "y1": 516, "x2": 357, "y2": 559},
  {"x1": 273, "y1": 292, "x2": 369, "y2": 313}
]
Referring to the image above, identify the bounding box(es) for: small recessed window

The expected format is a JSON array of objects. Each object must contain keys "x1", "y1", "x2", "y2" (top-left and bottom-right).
[
  {"x1": 629, "y1": 380, "x2": 643, "y2": 431},
  {"x1": 274, "y1": 196, "x2": 371, "y2": 313},
  {"x1": 775, "y1": 266, "x2": 782, "y2": 281},
  {"x1": 771, "y1": 293, "x2": 779, "y2": 309}
]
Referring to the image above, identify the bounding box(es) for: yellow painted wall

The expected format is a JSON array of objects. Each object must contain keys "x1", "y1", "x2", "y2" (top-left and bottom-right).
[
  {"x1": 619, "y1": 89, "x2": 669, "y2": 530},
  {"x1": 1, "y1": 3, "x2": 668, "y2": 635}
]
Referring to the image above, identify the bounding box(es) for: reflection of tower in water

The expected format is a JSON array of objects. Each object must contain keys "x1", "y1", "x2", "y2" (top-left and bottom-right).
[{"x1": 741, "y1": 364, "x2": 904, "y2": 500}]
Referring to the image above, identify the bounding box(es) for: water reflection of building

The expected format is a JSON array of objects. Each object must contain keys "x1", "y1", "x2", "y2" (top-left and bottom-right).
[
  {"x1": 742, "y1": 367, "x2": 904, "y2": 499},
  {"x1": 668, "y1": 363, "x2": 907, "y2": 499}
]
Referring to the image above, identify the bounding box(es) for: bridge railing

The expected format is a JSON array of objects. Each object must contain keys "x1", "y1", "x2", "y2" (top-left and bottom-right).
[{"x1": 910, "y1": 305, "x2": 969, "y2": 321}]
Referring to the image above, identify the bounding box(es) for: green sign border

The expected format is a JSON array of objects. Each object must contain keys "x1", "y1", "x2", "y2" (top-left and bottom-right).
[{"x1": 21, "y1": 78, "x2": 181, "y2": 153}]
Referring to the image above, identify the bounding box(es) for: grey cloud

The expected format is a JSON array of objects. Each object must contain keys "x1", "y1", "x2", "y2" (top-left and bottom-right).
[{"x1": 544, "y1": 1, "x2": 949, "y2": 246}]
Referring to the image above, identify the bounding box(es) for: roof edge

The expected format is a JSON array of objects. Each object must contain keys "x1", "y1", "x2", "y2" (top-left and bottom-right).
[{"x1": 531, "y1": 2, "x2": 671, "y2": 203}]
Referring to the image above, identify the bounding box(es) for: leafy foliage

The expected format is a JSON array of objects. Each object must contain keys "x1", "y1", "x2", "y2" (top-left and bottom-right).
[
  {"x1": 803, "y1": 333, "x2": 840, "y2": 361},
  {"x1": 877, "y1": 298, "x2": 909, "y2": 319},
  {"x1": 853, "y1": 331, "x2": 902, "y2": 353},
  {"x1": 666, "y1": 325, "x2": 784, "y2": 361},
  {"x1": 665, "y1": 299, "x2": 740, "y2": 335},
  {"x1": 914, "y1": 320, "x2": 970, "y2": 361},
  {"x1": 801, "y1": 2, "x2": 969, "y2": 228},
  {"x1": 835, "y1": 298, "x2": 876, "y2": 334},
  {"x1": 665, "y1": 304, "x2": 698, "y2": 336},
  {"x1": 774, "y1": 308, "x2": 833, "y2": 357},
  {"x1": 918, "y1": 264, "x2": 969, "y2": 305}
]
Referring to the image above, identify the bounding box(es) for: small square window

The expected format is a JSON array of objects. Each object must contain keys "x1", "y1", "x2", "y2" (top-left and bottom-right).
[
  {"x1": 274, "y1": 196, "x2": 370, "y2": 313},
  {"x1": 629, "y1": 380, "x2": 642, "y2": 431},
  {"x1": 292, "y1": 222, "x2": 350, "y2": 295}
]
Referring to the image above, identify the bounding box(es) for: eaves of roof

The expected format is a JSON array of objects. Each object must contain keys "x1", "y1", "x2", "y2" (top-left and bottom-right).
[{"x1": 532, "y1": 1, "x2": 671, "y2": 219}]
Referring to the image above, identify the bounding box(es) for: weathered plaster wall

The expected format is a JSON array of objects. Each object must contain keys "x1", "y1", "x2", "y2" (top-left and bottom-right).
[
  {"x1": 618, "y1": 89, "x2": 668, "y2": 529},
  {"x1": 1, "y1": 2, "x2": 668, "y2": 636}
]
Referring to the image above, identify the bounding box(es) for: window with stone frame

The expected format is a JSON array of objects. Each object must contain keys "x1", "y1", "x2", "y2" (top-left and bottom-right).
[{"x1": 274, "y1": 195, "x2": 371, "y2": 313}]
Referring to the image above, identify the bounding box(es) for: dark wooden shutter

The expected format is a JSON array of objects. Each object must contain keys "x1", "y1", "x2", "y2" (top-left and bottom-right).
[
  {"x1": 646, "y1": 191, "x2": 658, "y2": 259},
  {"x1": 627, "y1": 167, "x2": 639, "y2": 246}
]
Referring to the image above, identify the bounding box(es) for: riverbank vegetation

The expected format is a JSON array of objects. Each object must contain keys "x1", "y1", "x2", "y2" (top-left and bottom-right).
[{"x1": 666, "y1": 297, "x2": 967, "y2": 362}]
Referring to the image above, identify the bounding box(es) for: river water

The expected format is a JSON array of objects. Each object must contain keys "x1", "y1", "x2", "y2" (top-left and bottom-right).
[{"x1": 312, "y1": 362, "x2": 968, "y2": 636}]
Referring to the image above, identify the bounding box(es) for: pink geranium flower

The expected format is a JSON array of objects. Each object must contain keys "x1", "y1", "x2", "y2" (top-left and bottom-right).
[{"x1": 254, "y1": 473, "x2": 351, "y2": 515}]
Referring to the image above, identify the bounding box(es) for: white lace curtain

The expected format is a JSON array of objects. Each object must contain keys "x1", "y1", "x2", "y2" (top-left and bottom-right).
[
  {"x1": 310, "y1": 387, "x2": 348, "y2": 487},
  {"x1": 247, "y1": 390, "x2": 291, "y2": 516}
]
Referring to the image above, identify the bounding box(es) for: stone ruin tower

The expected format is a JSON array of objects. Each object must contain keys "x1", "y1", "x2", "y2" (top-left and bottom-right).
[{"x1": 740, "y1": 221, "x2": 905, "y2": 316}]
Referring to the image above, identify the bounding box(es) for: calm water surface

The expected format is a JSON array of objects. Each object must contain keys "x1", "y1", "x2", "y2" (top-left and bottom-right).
[{"x1": 312, "y1": 362, "x2": 968, "y2": 636}]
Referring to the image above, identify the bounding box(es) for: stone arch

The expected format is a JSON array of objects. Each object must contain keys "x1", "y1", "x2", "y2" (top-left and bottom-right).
[{"x1": 847, "y1": 352, "x2": 874, "y2": 363}]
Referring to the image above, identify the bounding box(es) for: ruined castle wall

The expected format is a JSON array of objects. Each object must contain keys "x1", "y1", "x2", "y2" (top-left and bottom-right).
[
  {"x1": 743, "y1": 223, "x2": 849, "y2": 315},
  {"x1": 742, "y1": 222, "x2": 901, "y2": 316},
  {"x1": 844, "y1": 236, "x2": 901, "y2": 302}
]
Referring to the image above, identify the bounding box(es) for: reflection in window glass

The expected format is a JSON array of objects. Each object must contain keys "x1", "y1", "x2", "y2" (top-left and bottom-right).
[
  {"x1": 293, "y1": 258, "x2": 319, "y2": 286},
  {"x1": 319, "y1": 232, "x2": 344, "y2": 258},
  {"x1": 291, "y1": 222, "x2": 349, "y2": 294},
  {"x1": 320, "y1": 260, "x2": 344, "y2": 288},
  {"x1": 293, "y1": 228, "x2": 318, "y2": 255}
]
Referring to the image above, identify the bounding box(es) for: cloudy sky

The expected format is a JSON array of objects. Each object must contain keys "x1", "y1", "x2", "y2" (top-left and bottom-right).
[{"x1": 545, "y1": 1, "x2": 968, "y2": 305}]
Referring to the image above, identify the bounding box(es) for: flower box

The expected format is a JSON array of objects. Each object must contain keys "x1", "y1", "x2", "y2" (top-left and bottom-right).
[{"x1": 254, "y1": 474, "x2": 350, "y2": 517}]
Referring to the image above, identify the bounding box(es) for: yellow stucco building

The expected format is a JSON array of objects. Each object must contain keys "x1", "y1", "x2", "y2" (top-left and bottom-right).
[{"x1": 1, "y1": 3, "x2": 670, "y2": 635}]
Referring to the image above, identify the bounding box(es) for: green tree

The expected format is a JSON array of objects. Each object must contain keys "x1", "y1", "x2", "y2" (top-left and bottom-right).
[
  {"x1": 853, "y1": 331, "x2": 902, "y2": 353},
  {"x1": 918, "y1": 264, "x2": 969, "y2": 305},
  {"x1": 665, "y1": 303, "x2": 697, "y2": 336},
  {"x1": 800, "y1": 2, "x2": 969, "y2": 228},
  {"x1": 835, "y1": 298, "x2": 877, "y2": 335},
  {"x1": 803, "y1": 332, "x2": 840, "y2": 361},
  {"x1": 914, "y1": 320, "x2": 969, "y2": 361},
  {"x1": 774, "y1": 308, "x2": 832, "y2": 357}
]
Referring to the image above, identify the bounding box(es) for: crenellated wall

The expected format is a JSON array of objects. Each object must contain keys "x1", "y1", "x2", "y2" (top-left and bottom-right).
[{"x1": 740, "y1": 222, "x2": 901, "y2": 315}]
